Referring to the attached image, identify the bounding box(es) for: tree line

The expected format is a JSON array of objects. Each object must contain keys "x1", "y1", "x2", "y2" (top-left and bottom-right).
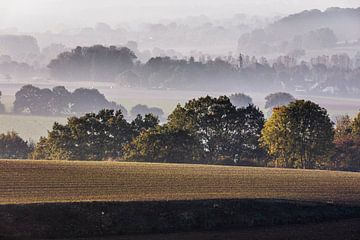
[
  {"x1": 0, "y1": 85, "x2": 165, "y2": 119},
  {"x1": 1, "y1": 93, "x2": 359, "y2": 172},
  {"x1": 46, "y1": 45, "x2": 360, "y2": 97}
]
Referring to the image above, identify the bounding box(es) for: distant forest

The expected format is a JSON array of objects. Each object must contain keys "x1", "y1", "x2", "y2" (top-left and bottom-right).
[
  {"x1": 46, "y1": 45, "x2": 360, "y2": 96},
  {"x1": 0, "y1": 7, "x2": 359, "y2": 97},
  {"x1": 0, "y1": 85, "x2": 165, "y2": 119}
]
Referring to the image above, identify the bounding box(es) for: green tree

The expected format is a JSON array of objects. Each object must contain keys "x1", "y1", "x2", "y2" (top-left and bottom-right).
[
  {"x1": 131, "y1": 114, "x2": 160, "y2": 135},
  {"x1": 0, "y1": 131, "x2": 33, "y2": 159},
  {"x1": 168, "y1": 96, "x2": 265, "y2": 164},
  {"x1": 32, "y1": 109, "x2": 133, "y2": 160},
  {"x1": 123, "y1": 126, "x2": 203, "y2": 163},
  {"x1": 261, "y1": 100, "x2": 334, "y2": 169}
]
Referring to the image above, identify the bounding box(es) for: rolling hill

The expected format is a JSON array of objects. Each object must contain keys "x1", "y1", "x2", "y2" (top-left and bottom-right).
[{"x1": 1, "y1": 160, "x2": 359, "y2": 204}]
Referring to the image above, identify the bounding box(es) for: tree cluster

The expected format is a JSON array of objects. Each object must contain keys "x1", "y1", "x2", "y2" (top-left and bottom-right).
[
  {"x1": 32, "y1": 111, "x2": 159, "y2": 160},
  {"x1": 1, "y1": 94, "x2": 358, "y2": 172},
  {"x1": 13, "y1": 85, "x2": 127, "y2": 116},
  {"x1": 47, "y1": 45, "x2": 360, "y2": 97},
  {"x1": 48, "y1": 45, "x2": 136, "y2": 82},
  {"x1": 32, "y1": 96, "x2": 265, "y2": 165}
]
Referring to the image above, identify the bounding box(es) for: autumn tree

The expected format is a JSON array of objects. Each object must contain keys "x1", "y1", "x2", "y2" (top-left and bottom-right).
[
  {"x1": 261, "y1": 100, "x2": 334, "y2": 169},
  {"x1": 331, "y1": 113, "x2": 360, "y2": 171}
]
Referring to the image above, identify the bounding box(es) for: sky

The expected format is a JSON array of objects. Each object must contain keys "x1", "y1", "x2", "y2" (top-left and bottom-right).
[{"x1": 0, "y1": 0, "x2": 359, "y2": 32}]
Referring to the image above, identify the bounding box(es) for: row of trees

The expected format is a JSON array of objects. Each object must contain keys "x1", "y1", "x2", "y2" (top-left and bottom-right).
[
  {"x1": 31, "y1": 96, "x2": 265, "y2": 164},
  {"x1": 1, "y1": 94, "x2": 358, "y2": 171},
  {"x1": 46, "y1": 45, "x2": 360, "y2": 97},
  {"x1": 2, "y1": 85, "x2": 294, "y2": 118},
  {"x1": 3, "y1": 85, "x2": 164, "y2": 119},
  {"x1": 26, "y1": 95, "x2": 360, "y2": 171}
]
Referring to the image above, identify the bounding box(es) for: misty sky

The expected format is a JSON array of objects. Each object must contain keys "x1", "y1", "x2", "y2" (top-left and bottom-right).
[{"x1": 1, "y1": 0, "x2": 359, "y2": 32}]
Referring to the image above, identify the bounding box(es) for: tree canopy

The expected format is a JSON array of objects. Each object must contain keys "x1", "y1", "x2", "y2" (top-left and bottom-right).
[
  {"x1": 48, "y1": 45, "x2": 137, "y2": 82},
  {"x1": 13, "y1": 85, "x2": 127, "y2": 116},
  {"x1": 168, "y1": 96, "x2": 265, "y2": 165},
  {"x1": 261, "y1": 100, "x2": 334, "y2": 169},
  {"x1": 32, "y1": 109, "x2": 141, "y2": 160},
  {"x1": 123, "y1": 126, "x2": 203, "y2": 164}
]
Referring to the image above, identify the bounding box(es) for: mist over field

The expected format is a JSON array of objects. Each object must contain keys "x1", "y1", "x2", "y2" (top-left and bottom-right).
[
  {"x1": 0, "y1": 0, "x2": 359, "y2": 142},
  {"x1": 1, "y1": 2, "x2": 360, "y2": 240}
]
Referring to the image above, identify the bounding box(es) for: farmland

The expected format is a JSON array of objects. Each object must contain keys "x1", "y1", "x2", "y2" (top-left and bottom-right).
[
  {"x1": 1, "y1": 160, "x2": 360, "y2": 239},
  {"x1": 1, "y1": 160, "x2": 360, "y2": 205}
]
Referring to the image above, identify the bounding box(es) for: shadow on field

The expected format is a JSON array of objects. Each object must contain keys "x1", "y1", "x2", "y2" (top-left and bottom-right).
[{"x1": 1, "y1": 199, "x2": 360, "y2": 239}]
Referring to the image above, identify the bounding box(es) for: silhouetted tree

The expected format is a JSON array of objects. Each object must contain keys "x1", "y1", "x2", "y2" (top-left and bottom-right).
[
  {"x1": 130, "y1": 104, "x2": 164, "y2": 120},
  {"x1": 265, "y1": 92, "x2": 295, "y2": 109},
  {"x1": 229, "y1": 93, "x2": 253, "y2": 108},
  {"x1": 48, "y1": 45, "x2": 136, "y2": 82},
  {"x1": 13, "y1": 85, "x2": 127, "y2": 116},
  {"x1": 13, "y1": 85, "x2": 56, "y2": 115}
]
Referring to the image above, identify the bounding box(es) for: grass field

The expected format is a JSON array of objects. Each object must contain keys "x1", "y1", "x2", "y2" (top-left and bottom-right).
[{"x1": 1, "y1": 160, "x2": 360, "y2": 205}]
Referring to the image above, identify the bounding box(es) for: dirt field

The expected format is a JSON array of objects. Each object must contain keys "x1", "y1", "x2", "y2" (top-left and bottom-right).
[
  {"x1": 1, "y1": 160, "x2": 360, "y2": 205},
  {"x1": 1, "y1": 160, "x2": 360, "y2": 239}
]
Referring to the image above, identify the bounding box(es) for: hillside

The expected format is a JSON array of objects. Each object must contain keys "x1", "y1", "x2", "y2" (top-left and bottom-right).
[
  {"x1": 1, "y1": 160, "x2": 360, "y2": 204},
  {"x1": 238, "y1": 7, "x2": 360, "y2": 54},
  {"x1": 269, "y1": 7, "x2": 360, "y2": 41}
]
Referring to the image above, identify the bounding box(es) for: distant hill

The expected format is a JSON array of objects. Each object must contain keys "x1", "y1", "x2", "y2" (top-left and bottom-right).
[
  {"x1": 238, "y1": 7, "x2": 360, "y2": 54},
  {"x1": 269, "y1": 7, "x2": 360, "y2": 41}
]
